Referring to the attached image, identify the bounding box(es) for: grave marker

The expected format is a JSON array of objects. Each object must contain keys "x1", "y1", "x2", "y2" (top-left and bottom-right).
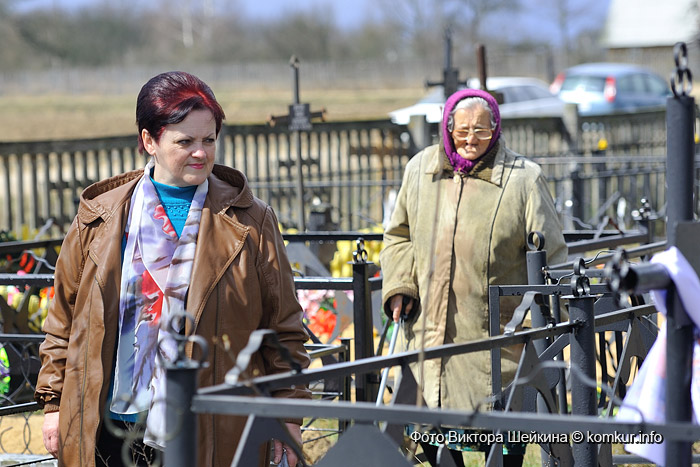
[{"x1": 268, "y1": 56, "x2": 325, "y2": 231}]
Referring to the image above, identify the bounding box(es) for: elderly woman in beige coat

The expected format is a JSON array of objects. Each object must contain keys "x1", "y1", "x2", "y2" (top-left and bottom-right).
[{"x1": 380, "y1": 88, "x2": 567, "y2": 466}]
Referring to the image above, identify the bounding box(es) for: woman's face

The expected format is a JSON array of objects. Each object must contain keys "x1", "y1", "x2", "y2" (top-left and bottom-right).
[
  {"x1": 450, "y1": 105, "x2": 493, "y2": 161},
  {"x1": 143, "y1": 109, "x2": 217, "y2": 187}
]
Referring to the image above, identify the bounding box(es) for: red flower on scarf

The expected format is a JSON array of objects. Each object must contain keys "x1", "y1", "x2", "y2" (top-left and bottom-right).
[
  {"x1": 141, "y1": 269, "x2": 164, "y2": 325},
  {"x1": 154, "y1": 205, "x2": 178, "y2": 239}
]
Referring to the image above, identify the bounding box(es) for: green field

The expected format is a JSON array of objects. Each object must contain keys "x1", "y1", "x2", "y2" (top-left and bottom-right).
[{"x1": 0, "y1": 87, "x2": 425, "y2": 142}]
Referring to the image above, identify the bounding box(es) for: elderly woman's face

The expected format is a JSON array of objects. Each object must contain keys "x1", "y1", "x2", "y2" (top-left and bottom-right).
[
  {"x1": 451, "y1": 105, "x2": 493, "y2": 161},
  {"x1": 142, "y1": 109, "x2": 217, "y2": 187}
]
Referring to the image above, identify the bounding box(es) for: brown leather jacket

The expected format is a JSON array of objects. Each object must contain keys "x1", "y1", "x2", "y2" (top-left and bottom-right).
[{"x1": 35, "y1": 164, "x2": 310, "y2": 467}]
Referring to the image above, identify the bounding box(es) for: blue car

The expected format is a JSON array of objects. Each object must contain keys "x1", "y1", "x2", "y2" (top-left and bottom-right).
[{"x1": 550, "y1": 62, "x2": 671, "y2": 116}]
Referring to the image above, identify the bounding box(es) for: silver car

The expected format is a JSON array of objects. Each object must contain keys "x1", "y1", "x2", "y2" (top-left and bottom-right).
[
  {"x1": 389, "y1": 76, "x2": 566, "y2": 124},
  {"x1": 550, "y1": 62, "x2": 670, "y2": 116}
]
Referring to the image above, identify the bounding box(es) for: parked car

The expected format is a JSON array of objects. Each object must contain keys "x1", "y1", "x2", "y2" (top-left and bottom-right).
[
  {"x1": 388, "y1": 76, "x2": 566, "y2": 125},
  {"x1": 550, "y1": 62, "x2": 671, "y2": 116}
]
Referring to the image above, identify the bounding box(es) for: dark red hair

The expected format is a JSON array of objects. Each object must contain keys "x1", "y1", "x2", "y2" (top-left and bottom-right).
[{"x1": 136, "y1": 71, "x2": 226, "y2": 154}]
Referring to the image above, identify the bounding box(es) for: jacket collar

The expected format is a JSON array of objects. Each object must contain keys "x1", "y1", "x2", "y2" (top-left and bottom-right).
[
  {"x1": 207, "y1": 165, "x2": 255, "y2": 212},
  {"x1": 425, "y1": 139, "x2": 507, "y2": 186},
  {"x1": 77, "y1": 170, "x2": 142, "y2": 225}
]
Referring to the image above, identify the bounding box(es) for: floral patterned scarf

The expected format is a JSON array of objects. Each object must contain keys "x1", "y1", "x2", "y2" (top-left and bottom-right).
[{"x1": 110, "y1": 159, "x2": 207, "y2": 449}]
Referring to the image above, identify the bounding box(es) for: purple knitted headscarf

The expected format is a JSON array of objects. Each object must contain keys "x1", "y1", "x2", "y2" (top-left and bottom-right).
[{"x1": 442, "y1": 88, "x2": 502, "y2": 173}]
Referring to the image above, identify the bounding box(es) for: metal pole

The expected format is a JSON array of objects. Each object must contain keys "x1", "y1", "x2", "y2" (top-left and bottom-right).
[
  {"x1": 215, "y1": 124, "x2": 227, "y2": 165},
  {"x1": 339, "y1": 337, "x2": 352, "y2": 432},
  {"x1": 290, "y1": 56, "x2": 306, "y2": 231},
  {"x1": 476, "y1": 44, "x2": 487, "y2": 91},
  {"x1": 526, "y1": 241, "x2": 556, "y2": 466},
  {"x1": 568, "y1": 295, "x2": 598, "y2": 466},
  {"x1": 352, "y1": 239, "x2": 376, "y2": 402},
  {"x1": 444, "y1": 27, "x2": 452, "y2": 71},
  {"x1": 164, "y1": 362, "x2": 200, "y2": 467},
  {"x1": 551, "y1": 294, "x2": 568, "y2": 414},
  {"x1": 571, "y1": 168, "x2": 584, "y2": 226},
  {"x1": 526, "y1": 244, "x2": 549, "y2": 349},
  {"x1": 376, "y1": 321, "x2": 401, "y2": 406},
  {"x1": 293, "y1": 132, "x2": 305, "y2": 231},
  {"x1": 443, "y1": 28, "x2": 458, "y2": 99},
  {"x1": 664, "y1": 42, "x2": 695, "y2": 466},
  {"x1": 291, "y1": 57, "x2": 300, "y2": 105},
  {"x1": 636, "y1": 198, "x2": 654, "y2": 244}
]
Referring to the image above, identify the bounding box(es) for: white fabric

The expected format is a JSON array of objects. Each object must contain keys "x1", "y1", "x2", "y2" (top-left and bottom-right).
[{"x1": 616, "y1": 247, "x2": 700, "y2": 465}]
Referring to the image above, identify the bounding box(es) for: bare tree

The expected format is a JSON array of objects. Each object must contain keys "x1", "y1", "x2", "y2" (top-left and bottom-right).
[
  {"x1": 0, "y1": 1, "x2": 42, "y2": 69},
  {"x1": 376, "y1": 0, "x2": 445, "y2": 60},
  {"x1": 552, "y1": 0, "x2": 589, "y2": 66},
  {"x1": 261, "y1": 10, "x2": 338, "y2": 61},
  {"x1": 447, "y1": 0, "x2": 522, "y2": 46},
  {"x1": 0, "y1": 0, "x2": 608, "y2": 75}
]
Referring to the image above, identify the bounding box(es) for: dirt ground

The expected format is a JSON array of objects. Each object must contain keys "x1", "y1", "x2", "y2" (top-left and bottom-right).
[
  {"x1": 4, "y1": 410, "x2": 340, "y2": 464},
  {"x1": 0, "y1": 413, "x2": 48, "y2": 456}
]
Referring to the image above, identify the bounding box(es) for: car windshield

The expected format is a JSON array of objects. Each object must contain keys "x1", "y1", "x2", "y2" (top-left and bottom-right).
[
  {"x1": 560, "y1": 75, "x2": 606, "y2": 92},
  {"x1": 504, "y1": 85, "x2": 555, "y2": 102},
  {"x1": 419, "y1": 83, "x2": 555, "y2": 105},
  {"x1": 645, "y1": 75, "x2": 670, "y2": 95}
]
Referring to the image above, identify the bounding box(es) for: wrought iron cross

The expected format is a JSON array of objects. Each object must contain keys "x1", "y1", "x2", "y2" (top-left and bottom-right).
[
  {"x1": 268, "y1": 56, "x2": 325, "y2": 231},
  {"x1": 425, "y1": 27, "x2": 467, "y2": 100}
]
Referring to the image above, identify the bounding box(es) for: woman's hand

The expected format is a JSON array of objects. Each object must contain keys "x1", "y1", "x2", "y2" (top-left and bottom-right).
[
  {"x1": 390, "y1": 294, "x2": 414, "y2": 323},
  {"x1": 272, "y1": 422, "x2": 303, "y2": 465},
  {"x1": 42, "y1": 411, "x2": 60, "y2": 458}
]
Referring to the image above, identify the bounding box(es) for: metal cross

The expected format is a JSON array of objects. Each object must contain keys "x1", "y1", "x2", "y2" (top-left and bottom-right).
[
  {"x1": 268, "y1": 56, "x2": 325, "y2": 231},
  {"x1": 425, "y1": 27, "x2": 467, "y2": 100},
  {"x1": 476, "y1": 43, "x2": 504, "y2": 104}
]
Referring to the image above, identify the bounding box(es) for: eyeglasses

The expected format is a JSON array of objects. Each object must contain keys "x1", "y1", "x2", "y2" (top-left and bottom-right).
[{"x1": 452, "y1": 128, "x2": 493, "y2": 141}]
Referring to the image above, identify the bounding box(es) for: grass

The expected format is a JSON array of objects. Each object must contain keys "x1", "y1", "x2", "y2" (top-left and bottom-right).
[{"x1": 0, "y1": 87, "x2": 426, "y2": 142}]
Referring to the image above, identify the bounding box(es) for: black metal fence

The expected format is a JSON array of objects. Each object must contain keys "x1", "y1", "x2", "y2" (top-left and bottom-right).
[
  {"x1": 215, "y1": 120, "x2": 413, "y2": 230},
  {"x1": 183, "y1": 229, "x2": 700, "y2": 467},
  {"x1": 0, "y1": 120, "x2": 413, "y2": 234},
  {"x1": 536, "y1": 154, "x2": 679, "y2": 232},
  {"x1": 0, "y1": 227, "x2": 683, "y2": 466},
  {"x1": 1, "y1": 109, "x2": 697, "y2": 237}
]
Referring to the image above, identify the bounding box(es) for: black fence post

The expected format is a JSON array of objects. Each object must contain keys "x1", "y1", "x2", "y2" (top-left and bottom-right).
[
  {"x1": 352, "y1": 238, "x2": 377, "y2": 403},
  {"x1": 339, "y1": 337, "x2": 353, "y2": 432},
  {"x1": 163, "y1": 325, "x2": 207, "y2": 467},
  {"x1": 165, "y1": 360, "x2": 200, "y2": 467},
  {"x1": 525, "y1": 232, "x2": 550, "y2": 349},
  {"x1": 632, "y1": 197, "x2": 655, "y2": 244},
  {"x1": 551, "y1": 293, "x2": 568, "y2": 415},
  {"x1": 525, "y1": 233, "x2": 557, "y2": 465},
  {"x1": 664, "y1": 42, "x2": 695, "y2": 466},
  {"x1": 570, "y1": 168, "x2": 585, "y2": 227},
  {"x1": 568, "y1": 290, "x2": 597, "y2": 466}
]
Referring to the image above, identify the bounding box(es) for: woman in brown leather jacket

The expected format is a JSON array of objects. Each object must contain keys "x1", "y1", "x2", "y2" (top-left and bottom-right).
[{"x1": 35, "y1": 71, "x2": 310, "y2": 467}]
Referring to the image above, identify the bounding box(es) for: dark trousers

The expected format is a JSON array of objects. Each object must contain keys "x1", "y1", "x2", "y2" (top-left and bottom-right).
[
  {"x1": 421, "y1": 442, "x2": 524, "y2": 467},
  {"x1": 95, "y1": 420, "x2": 159, "y2": 467}
]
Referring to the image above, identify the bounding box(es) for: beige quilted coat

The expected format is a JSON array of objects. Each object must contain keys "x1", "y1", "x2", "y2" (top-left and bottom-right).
[{"x1": 380, "y1": 140, "x2": 567, "y2": 411}]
